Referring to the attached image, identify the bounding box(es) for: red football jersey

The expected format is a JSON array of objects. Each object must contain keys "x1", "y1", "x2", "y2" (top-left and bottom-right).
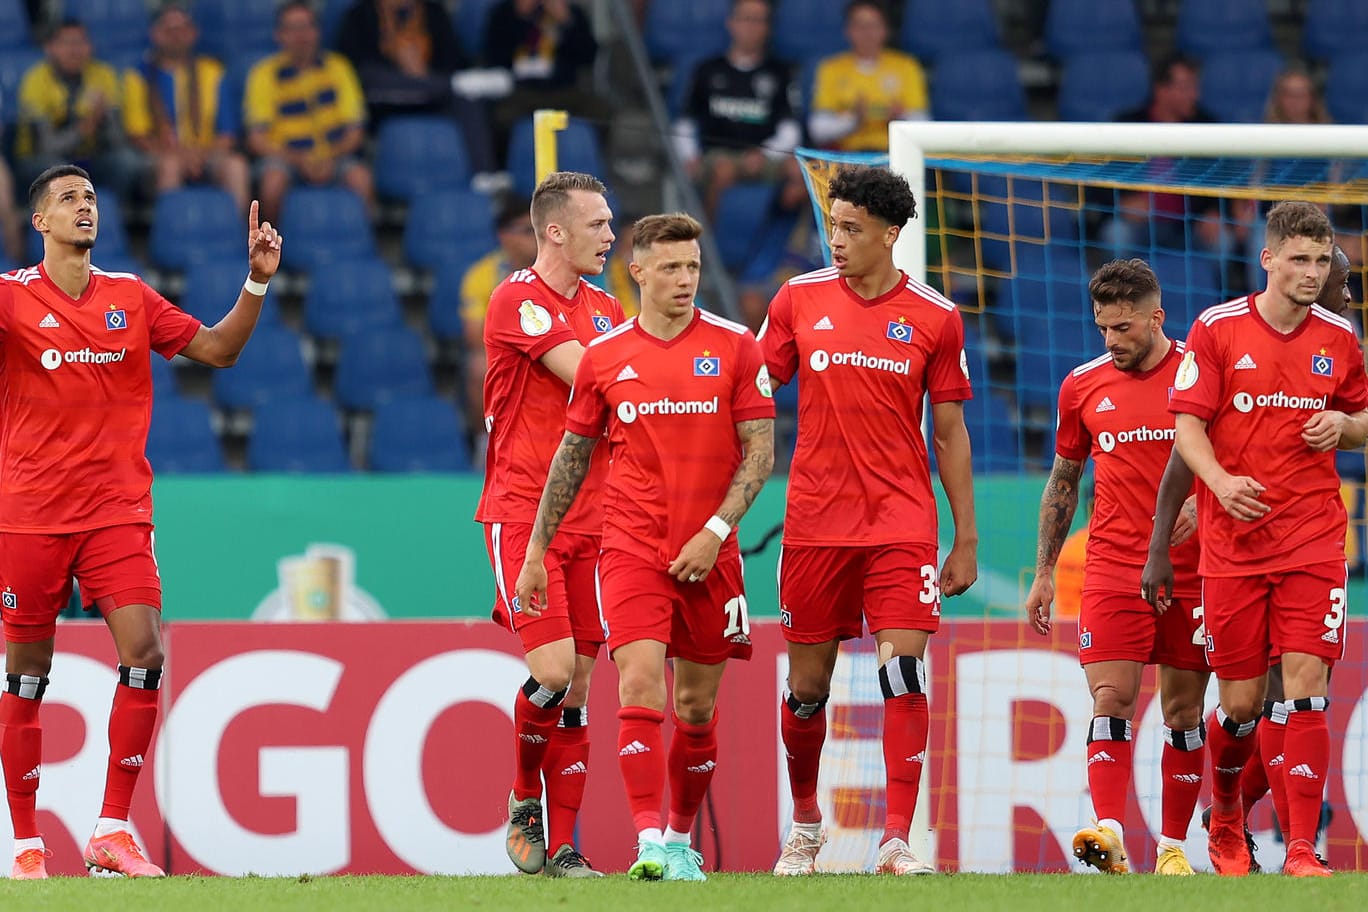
[
  {"x1": 0, "y1": 264, "x2": 200, "y2": 532},
  {"x1": 1170, "y1": 294, "x2": 1368, "y2": 577},
  {"x1": 564, "y1": 309, "x2": 776, "y2": 565},
  {"x1": 475, "y1": 269, "x2": 624, "y2": 532},
  {"x1": 759, "y1": 267, "x2": 972, "y2": 547},
  {"x1": 1055, "y1": 341, "x2": 1200, "y2": 596}
]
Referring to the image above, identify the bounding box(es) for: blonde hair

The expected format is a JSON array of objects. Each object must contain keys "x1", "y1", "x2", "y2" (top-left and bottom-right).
[
  {"x1": 530, "y1": 171, "x2": 607, "y2": 234},
  {"x1": 631, "y1": 212, "x2": 703, "y2": 256},
  {"x1": 1264, "y1": 67, "x2": 1330, "y2": 125}
]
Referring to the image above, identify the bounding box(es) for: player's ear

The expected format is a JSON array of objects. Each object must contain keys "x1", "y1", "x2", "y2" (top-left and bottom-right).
[
  {"x1": 885, "y1": 223, "x2": 900, "y2": 248},
  {"x1": 628, "y1": 259, "x2": 644, "y2": 285}
]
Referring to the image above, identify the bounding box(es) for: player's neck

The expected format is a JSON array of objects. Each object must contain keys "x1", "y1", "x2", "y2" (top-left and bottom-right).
[
  {"x1": 1137, "y1": 335, "x2": 1172, "y2": 372},
  {"x1": 1255, "y1": 289, "x2": 1311, "y2": 334},
  {"x1": 532, "y1": 255, "x2": 583, "y2": 300},
  {"x1": 638, "y1": 303, "x2": 695, "y2": 341},
  {"x1": 42, "y1": 248, "x2": 93, "y2": 300},
  {"x1": 842, "y1": 264, "x2": 902, "y2": 301}
]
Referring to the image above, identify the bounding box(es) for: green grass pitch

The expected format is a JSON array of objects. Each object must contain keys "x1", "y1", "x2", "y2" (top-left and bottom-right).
[{"x1": 2, "y1": 872, "x2": 1366, "y2": 912}]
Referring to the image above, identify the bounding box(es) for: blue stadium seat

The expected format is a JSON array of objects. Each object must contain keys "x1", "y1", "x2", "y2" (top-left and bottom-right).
[
  {"x1": 770, "y1": 0, "x2": 847, "y2": 66},
  {"x1": 1045, "y1": 0, "x2": 1143, "y2": 59},
  {"x1": 149, "y1": 352, "x2": 177, "y2": 396},
  {"x1": 427, "y1": 257, "x2": 470, "y2": 342},
  {"x1": 302, "y1": 257, "x2": 403, "y2": 341},
  {"x1": 333, "y1": 325, "x2": 434, "y2": 411},
  {"x1": 374, "y1": 116, "x2": 472, "y2": 202},
  {"x1": 178, "y1": 261, "x2": 282, "y2": 328},
  {"x1": 454, "y1": 0, "x2": 504, "y2": 57},
  {"x1": 1325, "y1": 51, "x2": 1368, "y2": 124},
  {"x1": 279, "y1": 187, "x2": 377, "y2": 272},
  {"x1": 369, "y1": 395, "x2": 472, "y2": 471},
  {"x1": 713, "y1": 182, "x2": 778, "y2": 273},
  {"x1": 195, "y1": 0, "x2": 278, "y2": 69},
  {"x1": 62, "y1": 0, "x2": 149, "y2": 59},
  {"x1": 1303, "y1": 0, "x2": 1368, "y2": 61},
  {"x1": 0, "y1": 46, "x2": 41, "y2": 125},
  {"x1": 0, "y1": 0, "x2": 32, "y2": 50},
  {"x1": 212, "y1": 325, "x2": 313, "y2": 411},
  {"x1": 149, "y1": 188, "x2": 241, "y2": 272},
  {"x1": 901, "y1": 0, "x2": 1001, "y2": 64},
  {"x1": 507, "y1": 117, "x2": 606, "y2": 197},
  {"x1": 643, "y1": 0, "x2": 730, "y2": 65},
  {"x1": 320, "y1": 0, "x2": 353, "y2": 47},
  {"x1": 214, "y1": 53, "x2": 270, "y2": 141},
  {"x1": 976, "y1": 179, "x2": 1081, "y2": 270},
  {"x1": 402, "y1": 188, "x2": 496, "y2": 271},
  {"x1": 1056, "y1": 50, "x2": 1150, "y2": 122},
  {"x1": 962, "y1": 391, "x2": 1020, "y2": 473},
  {"x1": 931, "y1": 49, "x2": 1026, "y2": 121},
  {"x1": 28, "y1": 187, "x2": 131, "y2": 263},
  {"x1": 1200, "y1": 49, "x2": 1283, "y2": 123},
  {"x1": 247, "y1": 397, "x2": 351, "y2": 473},
  {"x1": 146, "y1": 396, "x2": 225, "y2": 473},
  {"x1": 1150, "y1": 248, "x2": 1224, "y2": 330},
  {"x1": 1176, "y1": 0, "x2": 1271, "y2": 57}
]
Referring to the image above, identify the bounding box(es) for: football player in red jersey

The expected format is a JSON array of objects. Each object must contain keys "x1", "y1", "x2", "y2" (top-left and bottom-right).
[
  {"x1": 759, "y1": 166, "x2": 977, "y2": 876},
  {"x1": 0, "y1": 164, "x2": 280, "y2": 879},
  {"x1": 1158, "y1": 203, "x2": 1368, "y2": 877},
  {"x1": 476, "y1": 171, "x2": 622, "y2": 878},
  {"x1": 516, "y1": 213, "x2": 775, "y2": 881},
  {"x1": 1025, "y1": 259, "x2": 1207, "y2": 875}
]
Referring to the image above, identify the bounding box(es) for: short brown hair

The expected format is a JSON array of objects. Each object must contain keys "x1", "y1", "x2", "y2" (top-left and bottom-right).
[
  {"x1": 530, "y1": 171, "x2": 607, "y2": 234},
  {"x1": 1265, "y1": 200, "x2": 1333, "y2": 251},
  {"x1": 1089, "y1": 258, "x2": 1161, "y2": 309},
  {"x1": 632, "y1": 213, "x2": 703, "y2": 257}
]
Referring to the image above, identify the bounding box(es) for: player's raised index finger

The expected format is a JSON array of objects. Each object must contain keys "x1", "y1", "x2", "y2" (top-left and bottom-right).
[{"x1": 249, "y1": 199, "x2": 259, "y2": 235}]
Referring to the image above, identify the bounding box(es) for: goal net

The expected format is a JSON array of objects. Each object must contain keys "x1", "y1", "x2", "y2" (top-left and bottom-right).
[{"x1": 786, "y1": 123, "x2": 1368, "y2": 872}]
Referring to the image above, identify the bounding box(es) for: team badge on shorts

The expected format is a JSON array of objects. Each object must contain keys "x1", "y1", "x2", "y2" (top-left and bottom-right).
[
  {"x1": 886, "y1": 320, "x2": 913, "y2": 343},
  {"x1": 1, "y1": 589, "x2": 15, "y2": 610},
  {"x1": 1079, "y1": 630, "x2": 1092, "y2": 649},
  {"x1": 780, "y1": 608, "x2": 792, "y2": 627},
  {"x1": 105, "y1": 309, "x2": 127, "y2": 331},
  {"x1": 694, "y1": 355, "x2": 719, "y2": 376},
  {"x1": 592, "y1": 314, "x2": 612, "y2": 333},
  {"x1": 1312, "y1": 353, "x2": 1334, "y2": 376}
]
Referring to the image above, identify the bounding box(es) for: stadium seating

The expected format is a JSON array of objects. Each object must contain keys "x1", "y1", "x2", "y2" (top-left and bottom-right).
[
  {"x1": 1175, "y1": 0, "x2": 1272, "y2": 57},
  {"x1": 146, "y1": 396, "x2": 226, "y2": 473},
  {"x1": 302, "y1": 257, "x2": 404, "y2": 341},
  {"x1": 507, "y1": 118, "x2": 606, "y2": 197},
  {"x1": 149, "y1": 352, "x2": 177, "y2": 396},
  {"x1": 195, "y1": 0, "x2": 279, "y2": 70},
  {"x1": 402, "y1": 188, "x2": 496, "y2": 272},
  {"x1": 931, "y1": 49, "x2": 1026, "y2": 121},
  {"x1": 374, "y1": 116, "x2": 472, "y2": 202},
  {"x1": 178, "y1": 261, "x2": 282, "y2": 328},
  {"x1": 1055, "y1": 50, "x2": 1150, "y2": 122},
  {"x1": 770, "y1": 0, "x2": 847, "y2": 66},
  {"x1": 1044, "y1": 0, "x2": 1144, "y2": 59},
  {"x1": 333, "y1": 325, "x2": 435, "y2": 411},
  {"x1": 1303, "y1": 0, "x2": 1368, "y2": 61},
  {"x1": 643, "y1": 0, "x2": 730, "y2": 65},
  {"x1": 712, "y1": 181, "x2": 779, "y2": 272},
  {"x1": 62, "y1": 0, "x2": 149, "y2": 60},
  {"x1": 214, "y1": 53, "x2": 270, "y2": 142},
  {"x1": 149, "y1": 188, "x2": 241, "y2": 272},
  {"x1": 974, "y1": 178, "x2": 1081, "y2": 270},
  {"x1": 1199, "y1": 49, "x2": 1283, "y2": 123},
  {"x1": 212, "y1": 325, "x2": 313, "y2": 412},
  {"x1": 320, "y1": 0, "x2": 353, "y2": 47},
  {"x1": 247, "y1": 397, "x2": 351, "y2": 473},
  {"x1": 1325, "y1": 51, "x2": 1368, "y2": 124},
  {"x1": 1150, "y1": 248, "x2": 1224, "y2": 330},
  {"x1": 962, "y1": 391, "x2": 1020, "y2": 473},
  {"x1": 901, "y1": 0, "x2": 1001, "y2": 64},
  {"x1": 0, "y1": 0, "x2": 31, "y2": 50},
  {"x1": 0, "y1": 46, "x2": 41, "y2": 126},
  {"x1": 453, "y1": 0, "x2": 504, "y2": 57},
  {"x1": 279, "y1": 187, "x2": 377, "y2": 273},
  {"x1": 368, "y1": 395, "x2": 472, "y2": 471},
  {"x1": 427, "y1": 257, "x2": 469, "y2": 342}
]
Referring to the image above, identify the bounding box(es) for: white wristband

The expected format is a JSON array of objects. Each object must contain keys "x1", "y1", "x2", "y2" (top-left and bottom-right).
[
  {"x1": 243, "y1": 276, "x2": 269, "y2": 296},
  {"x1": 704, "y1": 515, "x2": 731, "y2": 542}
]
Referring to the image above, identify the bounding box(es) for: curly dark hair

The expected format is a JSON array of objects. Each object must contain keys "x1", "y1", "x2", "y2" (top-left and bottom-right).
[{"x1": 828, "y1": 166, "x2": 917, "y2": 228}]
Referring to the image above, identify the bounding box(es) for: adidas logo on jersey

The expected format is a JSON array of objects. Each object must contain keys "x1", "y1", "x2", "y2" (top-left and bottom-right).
[
  {"x1": 1322, "y1": 628, "x2": 1339, "y2": 644},
  {"x1": 38, "y1": 313, "x2": 59, "y2": 328},
  {"x1": 560, "y1": 761, "x2": 588, "y2": 776},
  {"x1": 1234, "y1": 353, "x2": 1258, "y2": 370},
  {"x1": 1289, "y1": 763, "x2": 1318, "y2": 780},
  {"x1": 686, "y1": 760, "x2": 717, "y2": 774},
  {"x1": 1087, "y1": 751, "x2": 1115, "y2": 765},
  {"x1": 615, "y1": 364, "x2": 639, "y2": 383},
  {"x1": 812, "y1": 315, "x2": 834, "y2": 330},
  {"x1": 518, "y1": 733, "x2": 548, "y2": 744},
  {"x1": 21, "y1": 766, "x2": 38, "y2": 781},
  {"x1": 1094, "y1": 396, "x2": 1116, "y2": 412},
  {"x1": 1170, "y1": 773, "x2": 1202, "y2": 784},
  {"x1": 905, "y1": 751, "x2": 926, "y2": 764},
  {"x1": 1268, "y1": 753, "x2": 1285, "y2": 767},
  {"x1": 619, "y1": 740, "x2": 650, "y2": 756},
  {"x1": 120, "y1": 754, "x2": 145, "y2": 768}
]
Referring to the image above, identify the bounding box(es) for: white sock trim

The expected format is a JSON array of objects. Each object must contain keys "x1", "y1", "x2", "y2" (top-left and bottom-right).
[
  {"x1": 92, "y1": 817, "x2": 130, "y2": 837},
  {"x1": 13, "y1": 836, "x2": 43, "y2": 855},
  {"x1": 637, "y1": 827, "x2": 663, "y2": 845},
  {"x1": 663, "y1": 826, "x2": 691, "y2": 844}
]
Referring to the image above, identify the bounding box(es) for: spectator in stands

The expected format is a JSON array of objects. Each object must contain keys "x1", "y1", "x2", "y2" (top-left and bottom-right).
[
  {"x1": 808, "y1": 0, "x2": 928, "y2": 153},
  {"x1": 1117, "y1": 54, "x2": 1214, "y2": 125},
  {"x1": 334, "y1": 0, "x2": 497, "y2": 177},
  {"x1": 15, "y1": 20, "x2": 144, "y2": 203},
  {"x1": 1264, "y1": 65, "x2": 1331, "y2": 125},
  {"x1": 482, "y1": 0, "x2": 601, "y2": 144},
  {"x1": 245, "y1": 0, "x2": 373, "y2": 223},
  {"x1": 124, "y1": 5, "x2": 251, "y2": 214},
  {"x1": 673, "y1": 0, "x2": 804, "y2": 218}
]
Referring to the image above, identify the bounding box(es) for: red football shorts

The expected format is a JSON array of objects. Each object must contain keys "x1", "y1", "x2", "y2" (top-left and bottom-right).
[
  {"x1": 1077, "y1": 590, "x2": 1207, "y2": 671},
  {"x1": 1202, "y1": 561, "x2": 1348, "y2": 679},
  {"x1": 777, "y1": 543, "x2": 941, "y2": 644},
  {"x1": 485, "y1": 522, "x2": 604, "y2": 657},
  {"x1": 0, "y1": 523, "x2": 162, "y2": 644},
  {"x1": 596, "y1": 546, "x2": 753, "y2": 664}
]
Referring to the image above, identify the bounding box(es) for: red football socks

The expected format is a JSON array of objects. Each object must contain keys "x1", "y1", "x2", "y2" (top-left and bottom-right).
[
  {"x1": 617, "y1": 706, "x2": 666, "y2": 834},
  {"x1": 666, "y1": 712, "x2": 718, "y2": 834}
]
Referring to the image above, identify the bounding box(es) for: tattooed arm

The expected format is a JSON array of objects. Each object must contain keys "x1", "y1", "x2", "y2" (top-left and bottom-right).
[
  {"x1": 514, "y1": 431, "x2": 599, "y2": 615},
  {"x1": 667, "y1": 417, "x2": 775, "y2": 583},
  {"x1": 1024, "y1": 454, "x2": 1085, "y2": 635}
]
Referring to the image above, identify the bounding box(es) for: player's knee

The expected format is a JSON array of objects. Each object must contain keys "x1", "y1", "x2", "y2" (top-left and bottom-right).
[
  {"x1": 119, "y1": 639, "x2": 164, "y2": 672},
  {"x1": 1088, "y1": 682, "x2": 1134, "y2": 719},
  {"x1": 1161, "y1": 702, "x2": 1203, "y2": 732},
  {"x1": 673, "y1": 688, "x2": 718, "y2": 726},
  {"x1": 617, "y1": 669, "x2": 666, "y2": 710},
  {"x1": 787, "y1": 671, "x2": 834, "y2": 706},
  {"x1": 1219, "y1": 696, "x2": 1262, "y2": 725}
]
